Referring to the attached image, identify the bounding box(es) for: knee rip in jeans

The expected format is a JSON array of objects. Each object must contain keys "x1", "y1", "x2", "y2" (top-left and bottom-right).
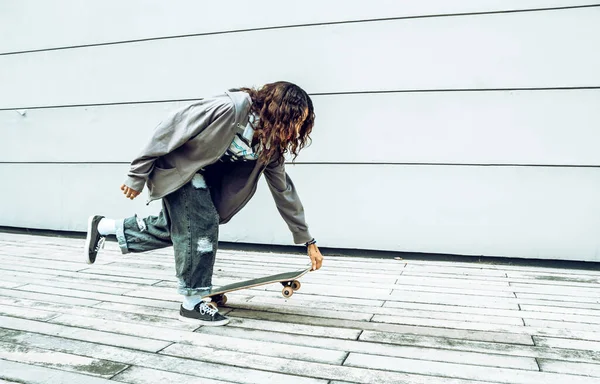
[
  {"x1": 197, "y1": 237, "x2": 213, "y2": 254},
  {"x1": 191, "y1": 173, "x2": 207, "y2": 189},
  {"x1": 135, "y1": 214, "x2": 147, "y2": 232}
]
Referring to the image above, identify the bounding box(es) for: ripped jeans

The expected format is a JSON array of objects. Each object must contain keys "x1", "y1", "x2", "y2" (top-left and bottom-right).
[{"x1": 115, "y1": 174, "x2": 219, "y2": 296}]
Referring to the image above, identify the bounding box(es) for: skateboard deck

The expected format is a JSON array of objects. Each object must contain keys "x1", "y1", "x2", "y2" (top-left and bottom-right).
[{"x1": 203, "y1": 266, "x2": 311, "y2": 306}]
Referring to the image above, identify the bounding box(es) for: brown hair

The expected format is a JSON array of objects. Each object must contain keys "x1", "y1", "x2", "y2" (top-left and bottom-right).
[{"x1": 240, "y1": 81, "x2": 315, "y2": 164}]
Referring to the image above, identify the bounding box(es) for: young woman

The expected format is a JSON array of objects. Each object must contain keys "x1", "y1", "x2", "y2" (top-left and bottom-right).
[{"x1": 83, "y1": 82, "x2": 323, "y2": 326}]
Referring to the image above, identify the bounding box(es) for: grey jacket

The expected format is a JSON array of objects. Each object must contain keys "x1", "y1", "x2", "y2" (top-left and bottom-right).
[{"x1": 123, "y1": 91, "x2": 312, "y2": 244}]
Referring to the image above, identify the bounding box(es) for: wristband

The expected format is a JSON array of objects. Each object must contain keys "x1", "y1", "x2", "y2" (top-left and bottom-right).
[{"x1": 305, "y1": 238, "x2": 317, "y2": 246}]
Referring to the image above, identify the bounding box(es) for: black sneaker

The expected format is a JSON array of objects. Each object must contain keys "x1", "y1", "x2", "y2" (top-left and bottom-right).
[
  {"x1": 84, "y1": 215, "x2": 105, "y2": 264},
  {"x1": 180, "y1": 302, "x2": 230, "y2": 326}
]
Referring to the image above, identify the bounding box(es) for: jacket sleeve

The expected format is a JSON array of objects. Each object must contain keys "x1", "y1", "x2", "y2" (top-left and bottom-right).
[
  {"x1": 263, "y1": 160, "x2": 313, "y2": 244},
  {"x1": 123, "y1": 98, "x2": 233, "y2": 192}
]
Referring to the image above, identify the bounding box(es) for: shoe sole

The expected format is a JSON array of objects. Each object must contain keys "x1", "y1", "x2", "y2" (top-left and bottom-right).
[
  {"x1": 84, "y1": 215, "x2": 96, "y2": 264},
  {"x1": 179, "y1": 315, "x2": 230, "y2": 326}
]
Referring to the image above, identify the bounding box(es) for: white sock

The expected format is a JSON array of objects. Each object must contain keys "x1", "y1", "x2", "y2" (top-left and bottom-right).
[
  {"x1": 97, "y1": 218, "x2": 116, "y2": 236},
  {"x1": 182, "y1": 295, "x2": 205, "y2": 310}
]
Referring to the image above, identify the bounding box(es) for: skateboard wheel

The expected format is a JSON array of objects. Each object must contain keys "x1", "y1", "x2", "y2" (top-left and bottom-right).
[
  {"x1": 282, "y1": 287, "x2": 294, "y2": 298},
  {"x1": 213, "y1": 294, "x2": 227, "y2": 306},
  {"x1": 291, "y1": 280, "x2": 301, "y2": 291}
]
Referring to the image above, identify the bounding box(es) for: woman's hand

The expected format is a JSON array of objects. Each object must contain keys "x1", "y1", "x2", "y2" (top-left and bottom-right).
[
  {"x1": 120, "y1": 184, "x2": 141, "y2": 200},
  {"x1": 307, "y1": 243, "x2": 323, "y2": 271}
]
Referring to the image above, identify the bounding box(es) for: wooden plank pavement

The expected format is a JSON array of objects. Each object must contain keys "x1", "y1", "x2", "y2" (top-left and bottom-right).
[{"x1": 0, "y1": 231, "x2": 599, "y2": 383}]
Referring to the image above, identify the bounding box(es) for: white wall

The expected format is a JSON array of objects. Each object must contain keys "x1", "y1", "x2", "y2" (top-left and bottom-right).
[{"x1": 1, "y1": 1, "x2": 599, "y2": 261}]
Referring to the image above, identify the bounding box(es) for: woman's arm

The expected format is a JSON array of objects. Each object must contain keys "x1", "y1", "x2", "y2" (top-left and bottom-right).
[
  {"x1": 123, "y1": 97, "x2": 234, "y2": 193},
  {"x1": 263, "y1": 160, "x2": 323, "y2": 270}
]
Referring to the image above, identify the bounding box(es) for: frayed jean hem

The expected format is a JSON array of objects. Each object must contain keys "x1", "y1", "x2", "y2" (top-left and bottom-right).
[
  {"x1": 177, "y1": 278, "x2": 212, "y2": 296},
  {"x1": 115, "y1": 218, "x2": 130, "y2": 254}
]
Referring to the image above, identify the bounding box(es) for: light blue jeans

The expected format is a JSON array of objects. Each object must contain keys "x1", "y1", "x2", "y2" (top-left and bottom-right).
[{"x1": 116, "y1": 175, "x2": 219, "y2": 296}]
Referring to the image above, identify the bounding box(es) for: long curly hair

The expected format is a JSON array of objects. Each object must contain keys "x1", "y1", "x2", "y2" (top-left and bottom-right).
[{"x1": 240, "y1": 81, "x2": 315, "y2": 164}]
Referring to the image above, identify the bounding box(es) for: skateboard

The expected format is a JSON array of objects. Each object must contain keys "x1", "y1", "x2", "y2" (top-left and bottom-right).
[{"x1": 203, "y1": 266, "x2": 312, "y2": 307}]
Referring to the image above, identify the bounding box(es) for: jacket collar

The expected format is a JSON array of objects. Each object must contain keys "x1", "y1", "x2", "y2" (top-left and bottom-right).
[{"x1": 225, "y1": 90, "x2": 252, "y2": 125}]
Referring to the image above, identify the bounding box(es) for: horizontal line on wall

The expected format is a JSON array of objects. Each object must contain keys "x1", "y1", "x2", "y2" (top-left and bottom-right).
[
  {"x1": 0, "y1": 4, "x2": 598, "y2": 56},
  {"x1": 293, "y1": 162, "x2": 600, "y2": 168},
  {"x1": 1, "y1": 162, "x2": 599, "y2": 168},
  {"x1": 310, "y1": 86, "x2": 600, "y2": 97},
  {"x1": 1, "y1": 86, "x2": 599, "y2": 112}
]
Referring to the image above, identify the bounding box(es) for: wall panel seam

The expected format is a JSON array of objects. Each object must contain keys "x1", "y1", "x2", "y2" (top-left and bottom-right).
[
  {"x1": 1, "y1": 162, "x2": 599, "y2": 168},
  {"x1": 1, "y1": 4, "x2": 598, "y2": 56},
  {"x1": 2, "y1": 86, "x2": 600, "y2": 112}
]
